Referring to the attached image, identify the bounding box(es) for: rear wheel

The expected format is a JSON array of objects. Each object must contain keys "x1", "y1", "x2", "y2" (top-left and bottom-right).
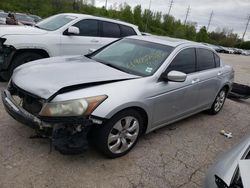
[
  {"x1": 7, "y1": 52, "x2": 43, "y2": 80},
  {"x1": 95, "y1": 109, "x2": 143, "y2": 158},
  {"x1": 207, "y1": 88, "x2": 227, "y2": 115}
]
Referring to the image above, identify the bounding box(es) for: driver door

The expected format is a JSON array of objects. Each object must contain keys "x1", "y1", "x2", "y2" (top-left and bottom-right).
[
  {"x1": 152, "y1": 48, "x2": 201, "y2": 127},
  {"x1": 60, "y1": 19, "x2": 102, "y2": 55}
]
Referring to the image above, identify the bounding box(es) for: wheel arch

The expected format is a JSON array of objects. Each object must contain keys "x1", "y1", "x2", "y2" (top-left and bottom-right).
[
  {"x1": 99, "y1": 105, "x2": 150, "y2": 135},
  {"x1": 12, "y1": 48, "x2": 50, "y2": 62}
]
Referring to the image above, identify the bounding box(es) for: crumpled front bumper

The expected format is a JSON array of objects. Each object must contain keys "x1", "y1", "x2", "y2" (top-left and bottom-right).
[
  {"x1": 2, "y1": 89, "x2": 95, "y2": 154},
  {"x1": 2, "y1": 89, "x2": 50, "y2": 130},
  {"x1": 1, "y1": 89, "x2": 94, "y2": 129}
]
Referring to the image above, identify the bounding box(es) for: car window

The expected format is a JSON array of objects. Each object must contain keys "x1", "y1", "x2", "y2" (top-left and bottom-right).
[
  {"x1": 120, "y1": 25, "x2": 137, "y2": 37},
  {"x1": 101, "y1": 21, "x2": 121, "y2": 38},
  {"x1": 91, "y1": 38, "x2": 173, "y2": 76},
  {"x1": 36, "y1": 14, "x2": 77, "y2": 31},
  {"x1": 166, "y1": 48, "x2": 196, "y2": 74},
  {"x1": 214, "y1": 53, "x2": 220, "y2": 67},
  {"x1": 73, "y1": 19, "x2": 99, "y2": 37},
  {"x1": 197, "y1": 48, "x2": 215, "y2": 71}
]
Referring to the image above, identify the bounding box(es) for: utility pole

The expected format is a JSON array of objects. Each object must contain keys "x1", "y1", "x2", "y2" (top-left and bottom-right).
[
  {"x1": 105, "y1": 0, "x2": 108, "y2": 9},
  {"x1": 242, "y1": 15, "x2": 250, "y2": 41},
  {"x1": 207, "y1": 11, "x2": 214, "y2": 31},
  {"x1": 184, "y1": 5, "x2": 191, "y2": 25},
  {"x1": 167, "y1": 0, "x2": 174, "y2": 17},
  {"x1": 145, "y1": 0, "x2": 152, "y2": 32}
]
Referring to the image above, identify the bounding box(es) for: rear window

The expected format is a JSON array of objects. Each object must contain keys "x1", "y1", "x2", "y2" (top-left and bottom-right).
[
  {"x1": 101, "y1": 21, "x2": 121, "y2": 38},
  {"x1": 120, "y1": 25, "x2": 137, "y2": 37},
  {"x1": 196, "y1": 48, "x2": 215, "y2": 71}
]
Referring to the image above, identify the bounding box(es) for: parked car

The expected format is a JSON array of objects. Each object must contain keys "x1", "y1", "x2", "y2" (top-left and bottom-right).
[
  {"x1": 14, "y1": 13, "x2": 36, "y2": 26},
  {"x1": 0, "y1": 13, "x2": 141, "y2": 81},
  {"x1": 203, "y1": 43, "x2": 224, "y2": 53},
  {"x1": 0, "y1": 12, "x2": 7, "y2": 25},
  {"x1": 241, "y1": 49, "x2": 250, "y2": 56},
  {"x1": 2, "y1": 36, "x2": 234, "y2": 157},
  {"x1": 204, "y1": 134, "x2": 250, "y2": 188},
  {"x1": 28, "y1": 14, "x2": 42, "y2": 23}
]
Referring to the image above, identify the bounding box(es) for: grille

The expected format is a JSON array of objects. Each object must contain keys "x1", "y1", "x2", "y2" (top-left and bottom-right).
[{"x1": 9, "y1": 82, "x2": 44, "y2": 115}]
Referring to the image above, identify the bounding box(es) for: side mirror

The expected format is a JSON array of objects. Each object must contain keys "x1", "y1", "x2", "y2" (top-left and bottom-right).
[
  {"x1": 66, "y1": 26, "x2": 80, "y2": 35},
  {"x1": 161, "y1": 70, "x2": 187, "y2": 82},
  {"x1": 88, "y1": 48, "x2": 96, "y2": 54}
]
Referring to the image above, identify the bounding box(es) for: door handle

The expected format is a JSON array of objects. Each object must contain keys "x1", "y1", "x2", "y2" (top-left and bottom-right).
[
  {"x1": 91, "y1": 39, "x2": 99, "y2": 43},
  {"x1": 191, "y1": 78, "x2": 200, "y2": 84},
  {"x1": 217, "y1": 71, "x2": 222, "y2": 76}
]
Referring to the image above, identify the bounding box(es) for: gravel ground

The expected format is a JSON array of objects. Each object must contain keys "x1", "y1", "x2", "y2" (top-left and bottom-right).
[{"x1": 0, "y1": 54, "x2": 250, "y2": 188}]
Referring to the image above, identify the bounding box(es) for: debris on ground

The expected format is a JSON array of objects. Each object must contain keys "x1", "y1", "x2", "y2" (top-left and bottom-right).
[{"x1": 220, "y1": 130, "x2": 233, "y2": 138}]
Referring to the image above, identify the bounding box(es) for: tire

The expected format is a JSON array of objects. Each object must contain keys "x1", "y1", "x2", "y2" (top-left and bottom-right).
[
  {"x1": 8, "y1": 52, "x2": 43, "y2": 80},
  {"x1": 95, "y1": 109, "x2": 144, "y2": 158},
  {"x1": 0, "y1": 74, "x2": 5, "y2": 82},
  {"x1": 207, "y1": 88, "x2": 228, "y2": 115}
]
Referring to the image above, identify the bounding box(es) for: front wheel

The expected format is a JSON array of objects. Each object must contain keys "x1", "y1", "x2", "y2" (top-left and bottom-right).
[
  {"x1": 207, "y1": 88, "x2": 227, "y2": 115},
  {"x1": 95, "y1": 109, "x2": 143, "y2": 158}
]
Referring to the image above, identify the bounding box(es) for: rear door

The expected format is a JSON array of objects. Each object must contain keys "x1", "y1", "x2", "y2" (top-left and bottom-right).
[
  {"x1": 60, "y1": 19, "x2": 102, "y2": 55},
  {"x1": 194, "y1": 48, "x2": 222, "y2": 107},
  {"x1": 99, "y1": 21, "x2": 121, "y2": 46}
]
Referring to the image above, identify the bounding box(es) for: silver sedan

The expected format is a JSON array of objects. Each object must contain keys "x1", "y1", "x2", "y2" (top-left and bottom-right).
[{"x1": 2, "y1": 36, "x2": 234, "y2": 157}]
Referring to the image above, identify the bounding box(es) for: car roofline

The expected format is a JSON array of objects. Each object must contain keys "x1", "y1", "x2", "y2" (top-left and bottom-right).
[{"x1": 56, "y1": 13, "x2": 139, "y2": 28}]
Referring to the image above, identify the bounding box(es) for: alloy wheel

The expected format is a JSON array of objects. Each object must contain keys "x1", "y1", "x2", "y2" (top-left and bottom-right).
[
  {"x1": 107, "y1": 116, "x2": 140, "y2": 154},
  {"x1": 214, "y1": 90, "x2": 226, "y2": 112}
]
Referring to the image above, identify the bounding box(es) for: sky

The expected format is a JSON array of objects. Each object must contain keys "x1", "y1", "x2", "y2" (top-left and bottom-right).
[{"x1": 95, "y1": 0, "x2": 250, "y2": 41}]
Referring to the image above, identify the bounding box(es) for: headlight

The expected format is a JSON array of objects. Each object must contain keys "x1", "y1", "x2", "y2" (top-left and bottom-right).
[{"x1": 39, "y1": 95, "x2": 107, "y2": 117}]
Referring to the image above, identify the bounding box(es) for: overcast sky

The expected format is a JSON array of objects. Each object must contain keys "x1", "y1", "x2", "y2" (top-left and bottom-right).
[{"x1": 95, "y1": 0, "x2": 250, "y2": 40}]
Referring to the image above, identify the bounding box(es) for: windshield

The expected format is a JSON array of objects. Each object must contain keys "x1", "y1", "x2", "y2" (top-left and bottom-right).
[
  {"x1": 91, "y1": 38, "x2": 173, "y2": 76},
  {"x1": 15, "y1": 14, "x2": 34, "y2": 22},
  {"x1": 36, "y1": 14, "x2": 77, "y2": 31}
]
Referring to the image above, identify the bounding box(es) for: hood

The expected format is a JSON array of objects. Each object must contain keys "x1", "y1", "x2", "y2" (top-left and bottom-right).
[
  {"x1": 12, "y1": 56, "x2": 139, "y2": 99},
  {"x1": 0, "y1": 25, "x2": 47, "y2": 37},
  {"x1": 204, "y1": 134, "x2": 250, "y2": 188}
]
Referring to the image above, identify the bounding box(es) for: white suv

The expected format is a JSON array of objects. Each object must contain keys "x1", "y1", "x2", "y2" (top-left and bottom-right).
[{"x1": 0, "y1": 13, "x2": 141, "y2": 80}]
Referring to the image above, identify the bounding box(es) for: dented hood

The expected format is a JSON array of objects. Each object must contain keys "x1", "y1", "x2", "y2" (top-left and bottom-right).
[{"x1": 12, "y1": 55, "x2": 139, "y2": 99}]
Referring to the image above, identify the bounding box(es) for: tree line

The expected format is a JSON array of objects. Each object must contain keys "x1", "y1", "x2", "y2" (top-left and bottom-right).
[{"x1": 0, "y1": 0, "x2": 249, "y2": 49}]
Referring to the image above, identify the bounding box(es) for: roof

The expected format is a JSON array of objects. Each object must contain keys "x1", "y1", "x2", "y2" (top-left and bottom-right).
[
  {"x1": 58, "y1": 13, "x2": 138, "y2": 28},
  {"x1": 128, "y1": 35, "x2": 202, "y2": 47}
]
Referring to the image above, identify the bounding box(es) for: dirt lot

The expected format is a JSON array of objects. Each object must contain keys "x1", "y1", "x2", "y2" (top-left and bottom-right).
[{"x1": 0, "y1": 54, "x2": 250, "y2": 188}]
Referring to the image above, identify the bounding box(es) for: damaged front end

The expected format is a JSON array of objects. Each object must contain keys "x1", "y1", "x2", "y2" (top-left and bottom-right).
[
  {"x1": 0, "y1": 38, "x2": 15, "y2": 80},
  {"x1": 2, "y1": 82, "x2": 100, "y2": 155}
]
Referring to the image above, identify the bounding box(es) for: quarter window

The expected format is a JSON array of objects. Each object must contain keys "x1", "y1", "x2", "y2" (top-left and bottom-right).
[
  {"x1": 197, "y1": 49, "x2": 215, "y2": 71},
  {"x1": 166, "y1": 48, "x2": 196, "y2": 74},
  {"x1": 120, "y1": 25, "x2": 136, "y2": 37},
  {"x1": 101, "y1": 21, "x2": 121, "y2": 38},
  {"x1": 73, "y1": 19, "x2": 99, "y2": 37}
]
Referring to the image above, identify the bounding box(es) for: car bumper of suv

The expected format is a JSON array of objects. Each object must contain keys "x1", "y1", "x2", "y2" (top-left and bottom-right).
[{"x1": 0, "y1": 40, "x2": 15, "y2": 72}]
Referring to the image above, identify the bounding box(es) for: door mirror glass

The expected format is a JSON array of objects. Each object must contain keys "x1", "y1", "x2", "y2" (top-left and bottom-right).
[
  {"x1": 162, "y1": 70, "x2": 187, "y2": 82},
  {"x1": 67, "y1": 26, "x2": 80, "y2": 35}
]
